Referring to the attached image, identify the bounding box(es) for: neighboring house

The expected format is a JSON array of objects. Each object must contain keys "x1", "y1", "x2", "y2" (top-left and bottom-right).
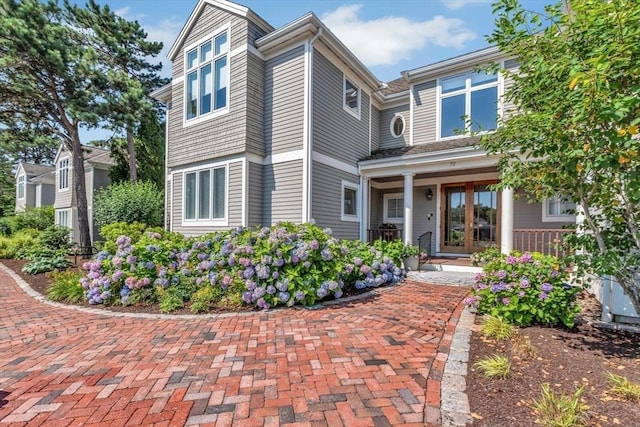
[
  {"x1": 53, "y1": 144, "x2": 114, "y2": 242},
  {"x1": 152, "y1": 0, "x2": 575, "y2": 258},
  {"x1": 14, "y1": 162, "x2": 55, "y2": 212}
]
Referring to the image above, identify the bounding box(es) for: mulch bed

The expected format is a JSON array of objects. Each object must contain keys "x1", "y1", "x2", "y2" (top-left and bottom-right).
[{"x1": 467, "y1": 293, "x2": 640, "y2": 427}]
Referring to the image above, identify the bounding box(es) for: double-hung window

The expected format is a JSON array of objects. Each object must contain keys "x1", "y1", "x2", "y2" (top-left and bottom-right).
[
  {"x1": 383, "y1": 193, "x2": 404, "y2": 224},
  {"x1": 58, "y1": 158, "x2": 69, "y2": 190},
  {"x1": 185, "y1": 30, "x2": 229, "y2": 121},
  {"x1": 17, "y1": 175, "x2": 25, "y2": 199},
  {"x1": 184, "y1": 166, "x2": 226, "y2": 223},
  {"x1": 341, "y1": 181, "x2": 359, "y2": 222},
  {"x1": 439, "y1": 70, "x2": 498, "y2": 138},
  {"x1": 543, "y1": 196, "x2": 576, "y2": 222},
  {"x1": 343, "y1": 75, "x2": 361, "y2": 119}
]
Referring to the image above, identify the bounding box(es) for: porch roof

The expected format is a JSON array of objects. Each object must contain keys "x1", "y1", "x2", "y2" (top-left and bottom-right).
[{"x1": 359, "y1": 136, "x2": 481, "y2": 162}]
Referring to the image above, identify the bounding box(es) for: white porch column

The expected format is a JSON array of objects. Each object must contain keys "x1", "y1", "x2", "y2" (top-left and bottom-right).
[
  {"x1": 359, "y1": 176, "x2": 369, "y2": 241},
  {"x1": 403, "y1": 172, "x2": 414, "y2": 244},
  {"x1": 501, "y1": 187, "x2": 514, "y2": 254}
]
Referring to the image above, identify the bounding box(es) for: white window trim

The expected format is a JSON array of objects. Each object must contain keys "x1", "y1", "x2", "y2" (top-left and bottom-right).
[
  {"x1": 383, "y1": 192, "x2": 404, "y2": 224},
  {"x1": 390, "y1": 114, "x2": 405, "y2": 138},
  {"x1": 341, "y1": 180, "x2": 360, "y2": 222},
  {"x1": 17, "y1": 174, "x2": 25, "y2": 200},
  {"x1": 183, "y1": 23, "x2": 231, "y2": 127},
  {"x1": 181, "y1": 162, "x2": 229, "y2": 227},
  {"x1": 542, "y1": 196, "x2": 576, "y2": 223},
  {"x1": 436, "y1": 64, "x2": 503, "y2": 141},
  {"x1": 55, "y1": 208, "x2": 71, "y2": 228},
  {"x1": 58, "y1": 157, "x2": 70, "y2": 192},
  {"x1": 342, "y1": 74, "x2": 361, "y2": 120}
]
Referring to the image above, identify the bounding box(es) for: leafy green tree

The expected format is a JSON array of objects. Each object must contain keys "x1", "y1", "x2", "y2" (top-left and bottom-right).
[
  {"x1": 0, "y1": 126, "x2": 58, "y2": 165},
  {"x1": 93, "y1": 181, "x2": 164, "y2": 229},
  {"x1": 484, "y1": 0, "x2": 640, "y2": 313},
  {"x1": 0, "y1": 157, "x2": 15, "y2": 218},
  {"x1": 0, "y1": 0, "x2": 163, "y2": 248}
]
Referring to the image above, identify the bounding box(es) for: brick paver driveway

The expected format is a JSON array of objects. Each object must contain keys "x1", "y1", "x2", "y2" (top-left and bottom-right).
[{"x1": 0, "y1": 265, "x2": 468, "y2": 427}]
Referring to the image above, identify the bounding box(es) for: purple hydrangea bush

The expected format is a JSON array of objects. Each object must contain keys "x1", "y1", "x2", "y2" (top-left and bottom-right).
[
  {"x1": 465, "y1": 251, "x2": 581, "y2": 327},
  {"x1": 81, "y1": 221, "x2": 404, "y2": 311}
]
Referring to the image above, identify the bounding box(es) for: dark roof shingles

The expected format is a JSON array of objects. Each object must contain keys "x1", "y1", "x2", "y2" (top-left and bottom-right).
[{"x1": 360, "y1": 137, "x2": 481, "y2": 161}]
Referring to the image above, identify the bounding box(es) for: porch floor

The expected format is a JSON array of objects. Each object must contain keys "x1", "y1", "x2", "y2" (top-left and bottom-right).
[{"x1": 418, "y1": 257, "x2": 481, "y2": 273}]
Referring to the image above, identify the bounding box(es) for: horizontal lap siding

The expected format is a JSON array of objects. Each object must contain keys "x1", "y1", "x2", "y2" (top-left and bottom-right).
[
  {"x1": 40, "y1": 184, "x2": 55, "y2": 206},
  {"x1": 248, "y1": 162, "x2": 262, "y2": 227},
  {"x1": 170, "y1": 161, "x2": 243, "y2": 237},
  {"x1": 514, "y1": 194, "x2": 574, "y2": 230},
  {"x1": 412, "y1": 80, "x2": 437, "y2": 144},
  {"x1": 503, "y1": 59, "x2": 519, "y2": 119},
  {"x1": 246, "y1": 53, "x2": 265, "y2": 157},
  {"x1": 264, "y1": 45, "x2": 305, "y2": 156},
  {"x1": 379, "y1": 104, "x2": 410, "y2": 149},
  {"x1": 311, "y1": 161, "x2": 359, "y2": 240},
  {"x1": 312, "y1": 49, "x2": 370, "y2": 164},
  {"x1": 168, "y1": 6, "x2": 251, "y2": 169},
  {"x1": 370, "y1": 106, "x2": 380, "y2": 152},
  {"x1": 262, "y1": 160, "x2": 302, "y2": 225}
]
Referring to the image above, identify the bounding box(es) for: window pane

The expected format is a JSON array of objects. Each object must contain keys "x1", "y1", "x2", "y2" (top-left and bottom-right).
[
  {"x1": 548, "y1": 197, "x2": 575, "y2": 216},
  {"x1": 441, "y1": 94, "x2": 465, "y2": 137},
  {"x1": 200, "y1": 41, "x2": 212, "y2": 62},
  {"x1": 200, "y1": 64, "x2": 212, "y2": 115},
  {"x1": 198, "y1": 170, "x2": 211, "y2": 219},
  {"x1": 213, "y1": 167, "x2": 225, "y2": 219},
  {"x1": 215, "y1": 32, "x2": 228, "y2": 55},
  {"x1": 187, "y1": 49, "x2": 198, "y2": 69},
  {"x1": 344, "y1": 79, "x2": 358, "y2": 110},
  {"x1": 387, "y1": 197, "x2": 404, "y2": 219},
  {"x1": 471, "y1": 70, "x2": 497, "y2": 87},
  {"x1": 186, "y1": 72, "x2": 198, "y2": 119},
  {"x1": 344, "y1": 187, "x2": 357, "y2": 216},
  {"x1": 392, "y1": 117, "x2": 404, "y2": 136},
  {"x1": 185, "y1": 173, "x2": 196, "y2": 220},
  {"x1": 441, "y1": 74, "x2": 466, "y2": 93},
  {"x1": 470, "y1": 86, "x2": 497, "y2": 132},
  {"x1": 214, "y1": 57, "x2": 228, "y2": 110}
]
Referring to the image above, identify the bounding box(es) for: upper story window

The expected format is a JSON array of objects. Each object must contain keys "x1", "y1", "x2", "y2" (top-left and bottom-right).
[
  {"x1": 343, "y1": 75, "x2": 361, "y2": 119},
  {"x1": 390, "y1": 115, "x2": 405, "y2": 138},
  {"x1": 439, "y1": 70, "x2": 498, "y2": 139},
  {"x1": 184, "y1": 165, "x2": 227, "y2": 223},
  {"x1": 383, "y1": 193, "x2": 404, "y2": 223},
  {"x1": 341, "y1": 181, "x2": 359, "y2": 222},
  {"x1": 17, "y1": 174, "x2": 25, "y2": 199},
  {"x1": 542, "y1": 196, "x2": 576, "y2": 222},
  {"x1": 185, "y1": 30, "x2": 229, "y2": 121},
  {"x1": 58, "y1": 158, "x2": 69, "y2": 190},
  {"x1": 56, "y1": 209, "x2": 70, "y2": 228}
]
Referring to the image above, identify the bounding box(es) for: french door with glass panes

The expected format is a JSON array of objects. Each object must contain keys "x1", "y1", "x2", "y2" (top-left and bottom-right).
[{"x1": 441, "y1": 182, "x2": 500, "y2": 253}]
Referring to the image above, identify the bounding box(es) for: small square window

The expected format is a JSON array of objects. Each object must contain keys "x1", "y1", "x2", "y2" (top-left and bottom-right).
[
  {"x1": 343, "y1": 76, "x2": 360, "y2": 119},
  {"x1": 542, "y1": 196, "x2": 576, "y2": 222},
  {"x1": 383, "y1": 193, "x2": 404, "y2": 224},
  {"x1": 341, "y1": 181, "x2": 359, "y2": 222}
]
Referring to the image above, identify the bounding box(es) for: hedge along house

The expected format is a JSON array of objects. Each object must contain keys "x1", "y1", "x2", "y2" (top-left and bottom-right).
[
  {"x1": 52, "y1": 144, "x2": 114, "y2": 242},
  {"x1": 152, "y1": 0, "x2": 576, "y2": 258},
  {"x1": 14, "y1": 162, "x2": 55, "y2": 212}
]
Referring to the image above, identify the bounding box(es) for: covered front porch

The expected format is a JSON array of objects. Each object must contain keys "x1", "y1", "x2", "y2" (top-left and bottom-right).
[{"x1": 358, "y1": 146, "x2": 575, "y2": 259}]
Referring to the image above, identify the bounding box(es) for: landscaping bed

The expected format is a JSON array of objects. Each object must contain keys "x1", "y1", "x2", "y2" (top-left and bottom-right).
[{"x1": 467, "y1": 296, "x2": 640, "y2": 427}]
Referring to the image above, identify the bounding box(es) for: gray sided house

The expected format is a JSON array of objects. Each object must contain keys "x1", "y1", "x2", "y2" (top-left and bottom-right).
[
  {"x1": 153, "y1": 0, "x2": 576, "y2": 258},
  {"x1": 15, "y1": 162, "x2": 56, "y2": 212},
  {"x1": 52, "y1": 144, "x2": 114, "y2": 242}
]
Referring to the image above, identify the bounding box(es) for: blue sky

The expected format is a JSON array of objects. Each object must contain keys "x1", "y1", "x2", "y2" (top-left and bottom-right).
[{"x1": 82, "y1": 0, "x2": 548, "y2": 141}]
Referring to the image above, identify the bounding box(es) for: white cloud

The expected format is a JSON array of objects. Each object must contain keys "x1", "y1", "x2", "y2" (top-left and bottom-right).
[
  {"x1": 442, "y1": 0, "x2": 491, "y2": 10},
  {"x1": 321, "y1": 4, "x2": 477, "y2": 67}
]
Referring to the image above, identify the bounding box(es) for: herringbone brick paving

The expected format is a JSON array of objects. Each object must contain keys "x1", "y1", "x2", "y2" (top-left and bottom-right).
[{"x1": 0, "y1": 265, "x2": 468, "y2": 426}]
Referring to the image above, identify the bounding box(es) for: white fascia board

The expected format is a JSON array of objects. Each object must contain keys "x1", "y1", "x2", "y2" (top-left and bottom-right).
[
  {"x1": 402, "y1": 46, "x2": 503, "y2": 83},
  {"x1": 168, "y1": 0, "x2": 273, "y2": 61},
  {"x1": 149, "y1": 83, "x2": 172, "y2": 103}
]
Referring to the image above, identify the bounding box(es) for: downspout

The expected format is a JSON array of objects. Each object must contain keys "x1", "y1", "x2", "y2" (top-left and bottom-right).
[{"x1": 303, "y1": 27, "x2": 322, "y2": 223}]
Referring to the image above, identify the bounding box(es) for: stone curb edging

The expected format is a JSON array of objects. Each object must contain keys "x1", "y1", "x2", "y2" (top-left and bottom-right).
[{"x1": 441, "y1": 305, "x2": 475, "y2": 427}]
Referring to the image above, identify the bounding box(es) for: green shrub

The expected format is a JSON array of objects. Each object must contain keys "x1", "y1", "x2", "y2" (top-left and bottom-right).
[
  {"x1": 606, "y1": 372, "x2": 640, "y2": 401},
  {"x1": 190, "y1": 285, "x2": 225, "y2": 313},
  {"x1": 47, "y1": 270, "x2": 85, "y2": 302},
  {"x1": 93, "y1": 181, "x2": 164, "y2": 229},
  {"x1": 8, "y1": 206, "x2": 54, "y2": 233},
  {"x1": 465, "y1": 251, "x2": 581, "y2": 327},
  {"x1": 0, "y1": 218, "x2": 12, "y2": 236},
  {"x1": 373, "y1": 238, "x2": 404, "y2": 266},
  {"x1": 470, "y1": 245, "x2": 501, "y2": 266},
  {"x1": 38, "y1": 225, "x2": 72, "y2": 251},
  {"x1": 0, "y1": 230, "x2": 39, "y2": 259},
  {"x1": 480, "y1": 315, "x2": 514, "y2": 340},
  {"x1": 474, "y1": 354, "x2": 511, "y2": 379},
  {"x1": 156, "y1": 286, "x2": 184, "y2": 313}
]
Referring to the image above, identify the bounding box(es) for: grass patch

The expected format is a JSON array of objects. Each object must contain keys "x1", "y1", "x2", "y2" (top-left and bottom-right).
[
  {"x1": 606, "y1": 372, "x2": 640, "y2": 402},
  {"x1": 480, "y1": 315, "x2": 514, "y2": 340},
  {"x1": 533, "y1": 383, "x2": 587, "y2": 427},
  {"x1": 474, "y1": 354, "x2": 511, "y2": 379}
]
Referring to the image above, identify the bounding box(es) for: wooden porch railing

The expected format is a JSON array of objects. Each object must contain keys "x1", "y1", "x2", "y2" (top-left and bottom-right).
[
  {"x1": 367, "y1": 228, "x2": 402, "y2": 243},
  {"x1": 513, "y1": 229, "x2": 574, "y2": 258}
]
